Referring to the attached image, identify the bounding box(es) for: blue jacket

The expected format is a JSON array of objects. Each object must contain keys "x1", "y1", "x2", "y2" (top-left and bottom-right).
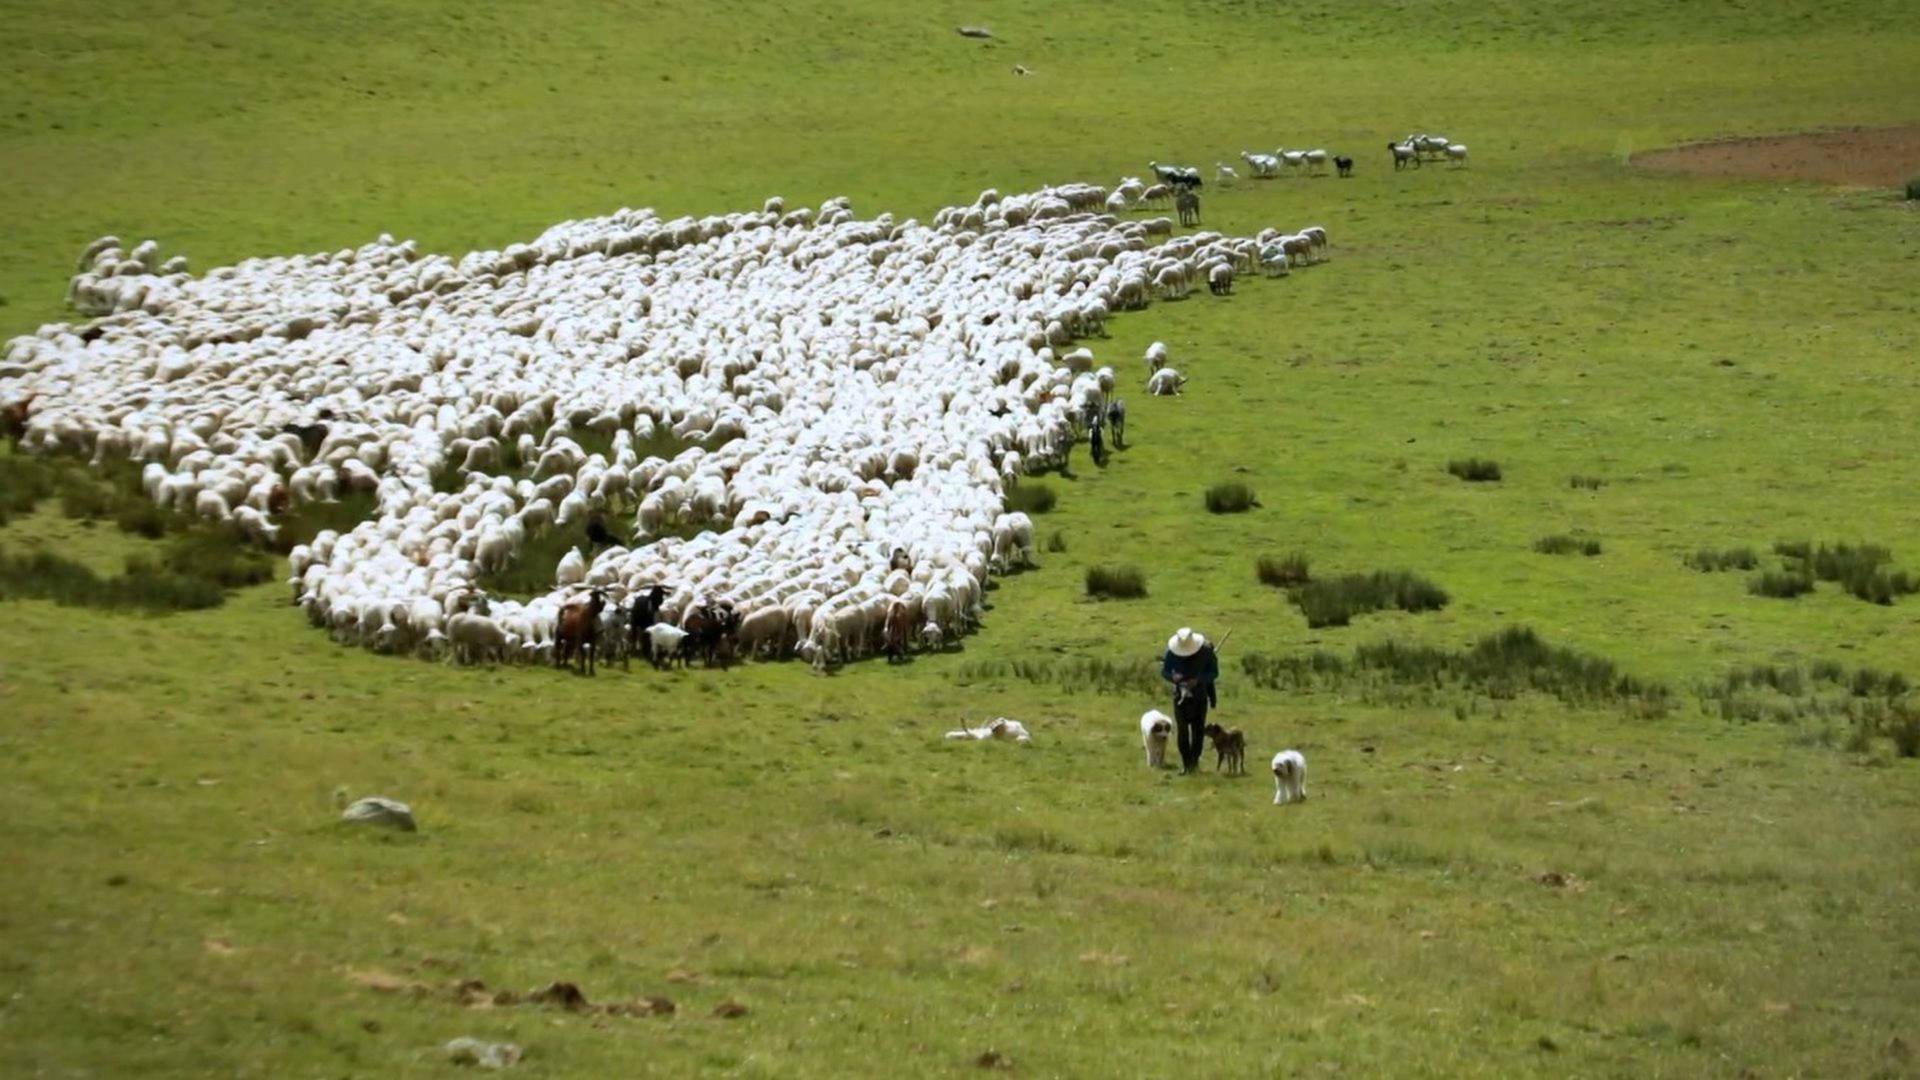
[{"x1": 1161, "y1": 646, "x2": 1219, "y2": 708}]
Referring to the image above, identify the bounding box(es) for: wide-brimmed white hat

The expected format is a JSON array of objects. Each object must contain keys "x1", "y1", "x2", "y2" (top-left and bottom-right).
[{"x1": 1167, "y1": 627, "x2": 1207, "y2": 657}]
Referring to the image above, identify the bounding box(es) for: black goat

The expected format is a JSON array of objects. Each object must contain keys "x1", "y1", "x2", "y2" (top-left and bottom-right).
[
  {"x1": 625, "y1": 584, "x2": 669, "y2": 668},
  {"x1": 1106, "y1": 398, "x2": 1127, "y2": 449},
  {"x1": 1335, "y1": 155, "x2": 1354, "y2": 178}
]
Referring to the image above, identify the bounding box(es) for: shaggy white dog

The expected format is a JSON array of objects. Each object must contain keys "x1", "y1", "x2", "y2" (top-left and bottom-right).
[
  {"x1": 1140, "y1": 709, "x2": 1174, "y2": 769},
  {"x1": 1271, "y1": 750, "x2": 1308, "y2": 805}
]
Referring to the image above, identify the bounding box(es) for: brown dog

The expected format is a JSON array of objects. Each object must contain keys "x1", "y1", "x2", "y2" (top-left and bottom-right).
[{"x1": 1204, "y1": 723, "x2": 1246, "y2": 776}]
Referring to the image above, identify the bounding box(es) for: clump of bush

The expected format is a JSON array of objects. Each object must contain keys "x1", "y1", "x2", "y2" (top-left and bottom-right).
[
  {"x1": 1749, "y1": 570, "x2": 1815, "y2": 599},
  {"x1": 1288, "y1": 570, "x2": 1448, "y2": 628},
  {"x1": 1447, "y1": 458, "x2": 1502, "y2": 482},
  {"x1": 954, "y1": 656, "x2": 1161, "y2": 697},
  {"x1": 1240, "y1": 625, "x2": 1669, "y2": 713},
  {"x1": 1086, "y1": 565, "x2": 1147, "y2": 599},
  {"x1": 0, "y1": 454, "x2": 59, "y2": 525},
  {"x1": 1907, "y1": 177, "x2": 1920, "y2": 201},
  {"x1": 1045, "y1": 531, "x2": 1067, "y2": 553},
  {"x1": 1005, "y1": 483, "x2": 1057, "y2": 515},
  {"x1": 1568, "y1": 475, "x2": 1606, "y2": 490},
  {"x1": 1768, "y1": 539, "x2": 1920, "y2": 605},
  {"x1": 1256, "y1": 552, "x2": 1311, "y2": 588},
  {"x1": 1686, "y1": 547, "x2": 1757, "y2": 572},
  {"x1": 163, "y1": 526, "x2": 275, "y2": 588},
  {"x1": 1204, "y1": 482, "x2": 1257, "y2": 514},
  {"x1": 0, "y1": 545, "x2": 229, "y2": 612},
  {"x1": 1534, "y1": 534, "x2": 1601, "y2": 556}
]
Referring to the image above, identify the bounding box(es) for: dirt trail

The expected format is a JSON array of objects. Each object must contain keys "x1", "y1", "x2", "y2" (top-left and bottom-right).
[{"x1": 1631, "y1": 125, "x2": 1920, "y2": 187}]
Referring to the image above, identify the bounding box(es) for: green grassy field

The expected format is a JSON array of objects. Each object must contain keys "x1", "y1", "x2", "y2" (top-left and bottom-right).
[{"x1": 4, "y1": 1, "x2": 1919, "y2": 1075}]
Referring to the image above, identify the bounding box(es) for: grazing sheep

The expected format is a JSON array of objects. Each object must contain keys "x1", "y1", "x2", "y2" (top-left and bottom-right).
[
  {"x1": 1389, "y1": 142, "x2": 1420, "y2": 170},
  {"x1": 1445, "y1": 143, "x2": 1469, "y2": 166},
  {"x1": 1204, "y1": 723, "x2": 1246, "y2": 775},
  {"x1": 1140, "y1": 709, "x2": 1174, "y2": 769},
  {"x1": 1271, "y1": 749, "x2": 1307, "y2": 804},
  {"x1": 919, "y1": 619, "x2": 944, "y2": 651},
  {"x1": 1146, "y1": 368, "x2": 1186, "y2": 396},
  {"x1": 1207, "y1": 263, "x2": 1233, "y2": 296}
]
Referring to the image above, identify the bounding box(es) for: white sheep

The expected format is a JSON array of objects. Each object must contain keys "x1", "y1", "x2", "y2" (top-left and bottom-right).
[{"x1": 1146, "y1": 368, "x2": 1186, "y2": 396}]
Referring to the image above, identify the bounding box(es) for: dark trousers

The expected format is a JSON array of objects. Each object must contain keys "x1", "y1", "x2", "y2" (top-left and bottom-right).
[{"x1": 1174, "y1": 691, "x2": 1209, "y2": 772}]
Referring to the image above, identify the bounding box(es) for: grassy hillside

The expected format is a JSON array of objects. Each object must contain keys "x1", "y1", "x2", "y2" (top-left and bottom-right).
[{"x1": 3, "y1": 1, "x2": 1918, "y2": 1075}]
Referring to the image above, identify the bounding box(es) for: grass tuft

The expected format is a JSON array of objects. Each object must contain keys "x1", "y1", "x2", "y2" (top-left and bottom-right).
[
  {"x1": 1004, "y1": 483, "x2": 1057, "y2": 515},
  {"x1": 1085, "y1": 565, "x2": 1147, "y2": 599},
  {"x1": 1568, "y1": 475, "x2": 1606, "y2": 490},
  {"x1": 1288, "y1": 570, "x2": 1448, "y2": 628},
  {"x1": 1447, "y1": 458, "x2": 1502, "y2": 482},
  {"x1": 1255, "y1": 552, "x2": 1311, "y2": 588},
  {"x1": 1045, "y1": 531, "x2": 1067, "y2": 553},
  {"x1": 1203, "y1": 482, "x2": 1257, "y2": 514},
  {"x1": 1534, "y1": 534, "x2": 1601, "y2": 556},
  {"x1": 1748, "y1": 570, "x2": 1814, "y2": 599},
  {"x1": 1240, "y1": 626, "x2": 1669, "y2": 712},
  {"x1": 1686, "y1": 547, "x2": 1757, "y2": 571}
]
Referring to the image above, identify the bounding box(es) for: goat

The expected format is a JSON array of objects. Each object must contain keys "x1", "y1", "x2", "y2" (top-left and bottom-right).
[
  {"x1": 1106, "y1": 398, "x2": 1126, "y2": 449},
  {"x1": 554, "y1": 588, "x2": 608, "y2": 674},
  {"x1": 1140, "y1": 709, "x2": 1174, "y2": 769},
  {"x1": 644, "y1": 622, "x2": 690, "y2": 669},
  {"x1": 1271, "y1": 750, "x2": 1308, "y2": 805},
  {"x1": 625, "y1": 584, "x2": 668, "y2": 668},
  {"x1": 1204, "y1": 723, "x2": 1247, "y2": 775},
  {"x1": 1335, "y1": 155, "x2": 1354, "y2": 178},
  {"x1": 1389, "y1": 142, "x2": 1420, "y2": 170}
]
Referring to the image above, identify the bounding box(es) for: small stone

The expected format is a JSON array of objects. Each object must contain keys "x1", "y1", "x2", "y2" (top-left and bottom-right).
[{"x1": 341, "y1": 796, "x2": 416, "y2": 831}]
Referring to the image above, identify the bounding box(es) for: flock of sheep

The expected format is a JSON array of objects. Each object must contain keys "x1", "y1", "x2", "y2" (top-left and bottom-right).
[{"x1": 1, "y1": 180, "x2": 1332, "y2": 668}]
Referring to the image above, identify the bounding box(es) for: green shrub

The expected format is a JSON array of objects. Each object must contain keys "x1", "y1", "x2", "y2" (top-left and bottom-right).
[
  {"x1": 1907, "y1": 177, "x2": 1920, "y2": 201},
  {"x1": 1256, "y1": 552, "x2": 1311, "y2": 588},
  {"x1": 1045, "y1": 531, "x2": 1067, "y2": 553},
  {"x1": 0, "y1": 453, "x2": 59, "y2": 523},
  {"x1": 1086, "y1": 565, "x2": 1147, "y2": 599},
  {"x1": 1240, "y1": 625, "x2": 1669, "y2": 713},
  {"x1": 1568, "y1": 475, "x2": 1606, "y2": 490},
  {"x1": 1005, "y1": 483, "x2": 1057, "y2": 515},
  {"x1": 114, "y1": 499, "x2": 171, "y2": 539},
  {"x1": 0, "y1": 547, "x2": 225, "y2": 612},
  {"x1": 1749, "y1": 571, "x2": 1814, "y2": 599},
  {"x1": 1289, "y1": 570, "x2": 1448, "y2": 628},
  {"x1": 58, "y1": 480, "x2": 117, "y2": 520},
  {"x1": 1891, "y1": 704, "x2": 1920, "y2": 758},
  {"x1": 1534, "y1": 534, "x2": 1601, "y2": 556},
  {"x1": 1771, "y1": 540, "x2": 1917, "y2": 605},
  {"x1": 1447, "y1": 458, "x2": 1501, "y2": 482},
  {"x1": 1685, "y1": 547, "x2": 1757, "y2": 572},
  {"x1": 162, "y1": 527, "x2": 274, "y2": 589},
  {"x1": 1204, "y1": 482, "x2": 1257, "y2": 514}
]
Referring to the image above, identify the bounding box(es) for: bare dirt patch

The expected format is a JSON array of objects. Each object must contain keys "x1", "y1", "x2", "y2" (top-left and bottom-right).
[{"x1": 1632, "y1": 125, "x2": 1920, "y2": 188}]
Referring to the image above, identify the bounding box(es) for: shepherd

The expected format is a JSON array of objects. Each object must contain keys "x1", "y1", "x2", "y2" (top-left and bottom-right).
[{"x1": 1160, "y1": 627, "x2": 1220, "y2": 775}]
